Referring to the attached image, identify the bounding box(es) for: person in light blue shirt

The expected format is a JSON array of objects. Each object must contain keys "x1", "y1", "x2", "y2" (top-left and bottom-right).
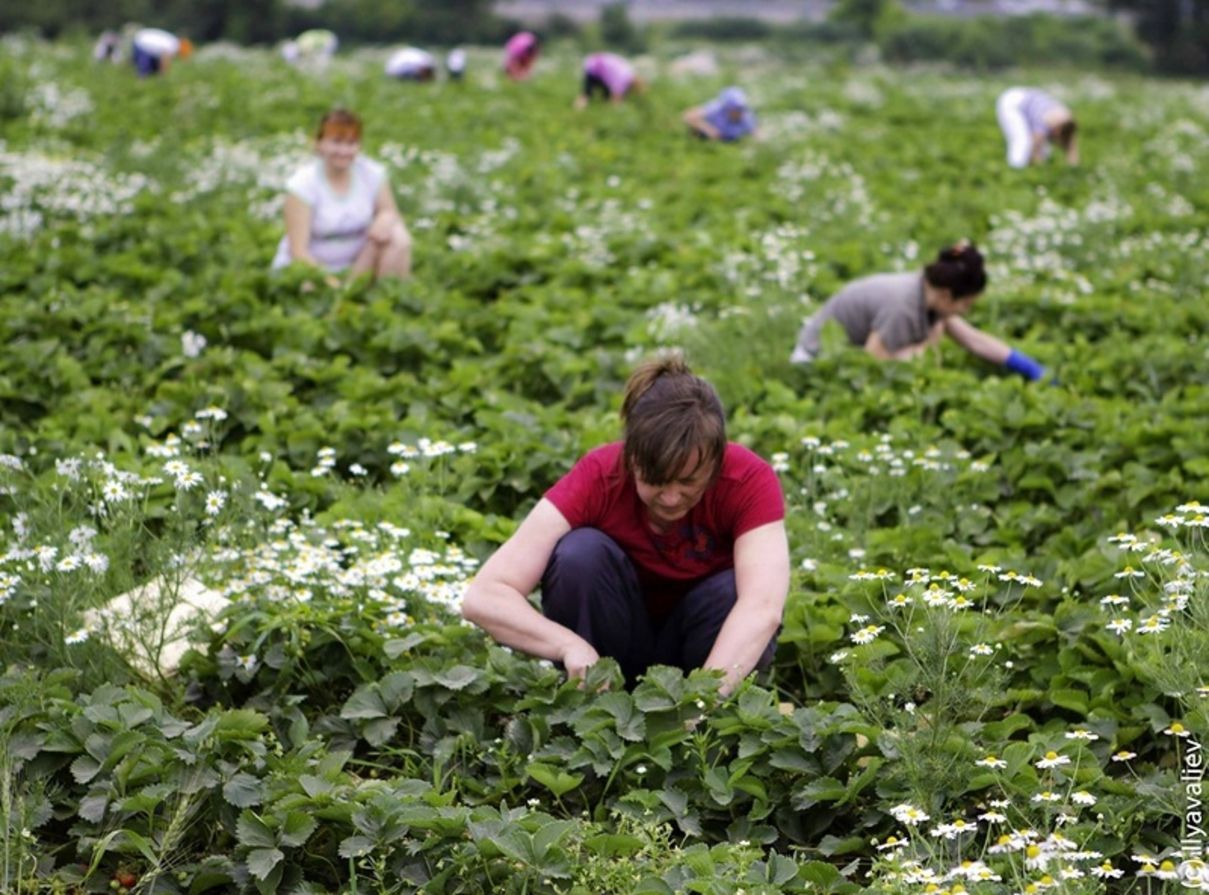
[{"x1": 683, "y1": 87, "x2": 757, "y2": 142}]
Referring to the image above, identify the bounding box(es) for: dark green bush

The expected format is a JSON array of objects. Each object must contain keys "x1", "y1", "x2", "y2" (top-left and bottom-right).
[
  {"x1": 670, "y1": 17, "x2": 773, "y2": 42},
  {"x1": 880, "y1": 13, "x2": 1148, "y2": 70}
]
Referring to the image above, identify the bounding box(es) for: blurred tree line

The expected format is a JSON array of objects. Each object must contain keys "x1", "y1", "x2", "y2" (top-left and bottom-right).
[
  {"x1": 0, "y1": 0, "x2": 1204, "y2": 73},
  {"x1": 0, "y1": 0, "x2": 512, "y2": 46}
]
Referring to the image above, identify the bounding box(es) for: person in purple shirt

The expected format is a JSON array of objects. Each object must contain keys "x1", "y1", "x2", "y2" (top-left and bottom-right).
[
  {"x1": 996, "y1": 87, "x2": 1078, "y2": 169},
  {"x1": 683, "y1": 87, "x2": 757, "y2": 142},
  {"x1": 504, "y1": 31, "x2": 540, "y2": 81},
  {"x1": 574, "y1": 52, "x2": 644, "y2": 108}
]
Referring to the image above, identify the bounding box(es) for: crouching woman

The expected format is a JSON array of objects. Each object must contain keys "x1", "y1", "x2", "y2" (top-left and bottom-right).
[{"x1": 461, "y1": 355, "x2": 789, "y2": 693}]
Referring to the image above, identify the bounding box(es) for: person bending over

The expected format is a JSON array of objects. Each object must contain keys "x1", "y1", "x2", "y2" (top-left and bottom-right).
[
  {"x1": 683, "y1": 86, "x2": 757, "y2": 142},
  {"x1": 996, "y1": 87, "x2": 1078, "y2": 169},
  {"x1": 790, "y1": 242, "x2": 1046, "y2": 380},
  {"x1": 385, "y1": 47, "x2": 436, "y2": 82},
  {"x1": 574, "y1": 52, "x2": 643, "y2": 109},
  {"x1": 503, "y1": 31, "x2": 540, "y2": 81},
  {"x1": 461, "y1": 355, "x2": 789, "y2": 693},
  {"x1": 271, "y1": 109, "x2": 411, "y2": 281},
  {"x1": 131, "y1": 28, "x2": 192, "y2": 77}
]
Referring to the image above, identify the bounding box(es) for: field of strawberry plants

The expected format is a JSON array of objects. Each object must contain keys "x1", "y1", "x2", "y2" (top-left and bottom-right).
[{"x1": 1, "y1": 33, "x2": 1208, "y2": 895}]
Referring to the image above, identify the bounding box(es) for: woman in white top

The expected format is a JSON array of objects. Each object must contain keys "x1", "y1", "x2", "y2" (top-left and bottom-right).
[
  {"x1": 272, "y1": 109, "x2": 411, "y2": 281},
  {"x1": 132, "y1": 28, "x2": 192, "y2": 77},
  {"x1": 385, "y1": 47, "x2": 437, "y2": 82},
  {"x1": 996, "y1": 87, "x2": 1078, "y2": 169}
]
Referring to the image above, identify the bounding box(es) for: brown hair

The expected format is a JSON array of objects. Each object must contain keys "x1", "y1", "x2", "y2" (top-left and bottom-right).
[
  {"x1": 316, "y1": 108, "x2": 362, "y2": 141},
  {"x1": 620, "y1": 354, "x2": 726, "y2": 485},
  {"x1": 1052, "y1": 119, "x2": 1077, "y2": 150},
  {"x1": 924, "y1": 240, "x2": 987, "y2": 299}
]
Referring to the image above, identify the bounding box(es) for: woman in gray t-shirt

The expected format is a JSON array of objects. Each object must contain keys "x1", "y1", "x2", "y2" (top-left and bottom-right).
[{"x1": 790, "y1": 242, "x2": 1045, "y2": 380}]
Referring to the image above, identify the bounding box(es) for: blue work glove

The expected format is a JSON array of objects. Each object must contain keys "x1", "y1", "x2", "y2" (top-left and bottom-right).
[{"x1": 1004, "y1": 348, "x2": 1045, "y2": 382}]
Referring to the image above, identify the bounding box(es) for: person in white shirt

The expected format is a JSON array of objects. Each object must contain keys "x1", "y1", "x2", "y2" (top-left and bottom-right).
[
  {"x1": 132, "y1": 28, "x2": 191, "y2": 77},
  {"x1": 996, "y1": 87, "x2": 1078, "y2": 168},
  {"x1": 385, "y1": 47, "x2": 436, "y2": 82},
  {"x1": 272, "y1": 109, "x2": 411, "y2": 281},
  {"x1": 283, "y1": 29, "x2": 338, "y2": 70}
]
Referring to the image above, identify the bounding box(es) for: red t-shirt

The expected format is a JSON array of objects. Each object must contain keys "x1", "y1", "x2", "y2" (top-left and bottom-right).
[{"x1": 544, "y1": 441, "x2": 785, "y2": 619}]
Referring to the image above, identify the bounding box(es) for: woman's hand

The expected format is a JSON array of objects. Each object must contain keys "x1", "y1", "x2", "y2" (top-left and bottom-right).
[
  {"x1": 366, "y1": 210, "x2": 399, "y2": 244},
  {"x1": 560, "y1": 640, "x2": 601, "y2": 681}
]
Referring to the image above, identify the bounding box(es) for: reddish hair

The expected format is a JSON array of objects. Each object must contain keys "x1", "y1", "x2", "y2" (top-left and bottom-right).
[{"x1": 316, "y1": 108, "x2": 362, "y2": 141}]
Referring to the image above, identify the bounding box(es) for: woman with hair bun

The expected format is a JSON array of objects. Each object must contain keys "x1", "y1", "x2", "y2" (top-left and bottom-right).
[
  {"x1": 461, "y1": 355, "x2": 789, "y2": 693},
  {"x1": 789, "y1": 242, "x2": 1046, "y2": 380}
]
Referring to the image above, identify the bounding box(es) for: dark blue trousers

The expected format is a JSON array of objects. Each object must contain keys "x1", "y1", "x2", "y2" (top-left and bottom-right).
[
  {"x1": 541, "y1": 528, "x2": 776, "y2": 686},
  {"x1": 132, "y1": 45, "x2": 161, "y2": 77}
]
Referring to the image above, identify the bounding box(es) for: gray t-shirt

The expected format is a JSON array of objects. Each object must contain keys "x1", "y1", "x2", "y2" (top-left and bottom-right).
[{"x1": 792, "y1": 272, "x2": 932, "y2": 359}]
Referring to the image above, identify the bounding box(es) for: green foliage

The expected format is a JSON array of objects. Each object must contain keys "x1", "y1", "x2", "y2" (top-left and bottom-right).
[
  {"x1": 599, "y1": 1, "x2": 647, "y2": 54},
  {"x1": 669, "y1": 18, "x2": 774, "y2": 42},
  {"x1": 879, "y1": 13, "x2": 1148, "y2": 70},
  {"x1": 0, "y1": 36, "x2": 1207, "y2": 895}
]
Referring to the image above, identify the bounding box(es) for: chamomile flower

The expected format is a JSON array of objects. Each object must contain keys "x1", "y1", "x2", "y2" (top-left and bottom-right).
[
  {"x1": 1163, "y1": 722, "x2": 1190, "y2": 738},
  {"x1": 1035, "y1": 751, "x2": 1070, "y2": 769},
  {"x1": 1138, "y1": 611, "x2": 1173, "y2": 634},
  {"x1": 1105, "y1": 618, "x2": 1132, "y2": 635},
  {"x1": 850, "y1": 624, "x2": 885, "y2": 645},
  {"x1": 1114, "y1": 566, "x2": 1145, "y2": 579},
  {"x1": 1064, "y1": 729, "x2": 1099, "y2": 742},
  {"x1": 1155, "y1": 861, "x2": 1179, "y2": 881},
  {"x1": 976, "y1": 755, "x2": 1007, "y2": 769},
  {"x1": 204, "y1": 491, "x2": 227, "y2": 516},
  {"x1": 1110, "y1": 750, "x2": 1136, "y2": 762},
  {"x1": 101, "y1": 479, "x2": 129, "y2": 502},
  {"x1": 1091, "y1": 862, "x2": 1123, "y2": 879},
  {"x1": 890, "y1": 804, "x2": 930, "y2": 826},
  {"x1": 969, "y1": 643, "x2": 994, "y2": 657}
]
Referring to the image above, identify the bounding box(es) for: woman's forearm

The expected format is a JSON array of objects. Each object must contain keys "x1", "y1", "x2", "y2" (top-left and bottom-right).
[
  {"x1": 461, "y1": 580, "x2": 587, "y2": 662},
  {"x1": 703, "y1": 603, "x2": 783, "y2": 694},
  {"x1": 944, "y1": 317, "x2": 1010, "y2": 364}
]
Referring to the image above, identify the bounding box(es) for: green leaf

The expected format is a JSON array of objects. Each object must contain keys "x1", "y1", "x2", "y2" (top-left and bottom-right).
[
  {"x1": 583, "y1": 833, "x2": 645, "y2": 857},
  {"x1": 299, "y1": 774, "x2": 334, "y2": 798},
  {"x1": 279, "y1": 811, "x2": 317, "y2": 848},
  {"x1": 214, "y1": 709, "x2": 269, "y2": 740},
  {"x1": 222, "y1": 773, "x2": 264, "y2": 808},
  {"x1": 70, "y1": 755, "x2": 102, "y2": 785},
  {"x1": 379, "y1": 671, "x2": 415, "y2": 707},
  {"x1": 526, "y1": 761, "x2": 584, "y2": 797},
  {"x1": 246, "y1": 847, "x2": 284, "y2": 881},
  {"x1": 798, "y1": 860, "x2": 842, "y2": 885},
  {"x1": 432, "y1": 665, "x2": 481, "y2": 690},
  {"x1": 384, "y1": 633, "x2": 428, "y2": 658},
  {"x1": 338, "y1": 835, "x2": 374, "y2": 859},
  {"x1": 236, "y1": 811, "x2": 277, "y2": 849},
  {"x1": 341, "y1": 683, "x2": 388, "y2": 721},
  {"x1": 363, "y1": 717, "x2": 400, "y2": 747},
  {"x1": 79, "y1": 791, "x2": 108, "y2": 823},
  {"x1": 1050, "y1": 688, "x2": 1089, "y2": 715}
]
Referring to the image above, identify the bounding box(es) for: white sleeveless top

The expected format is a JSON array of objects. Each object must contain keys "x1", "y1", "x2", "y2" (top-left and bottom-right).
[{"x1": 271, "y1": 156, "x2": 386, "y2": 271}]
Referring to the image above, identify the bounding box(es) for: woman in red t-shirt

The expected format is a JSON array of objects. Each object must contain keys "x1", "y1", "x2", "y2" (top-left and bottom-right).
[{"x1": 461, "y1": 355, "x2": 789, "y2": 692}]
